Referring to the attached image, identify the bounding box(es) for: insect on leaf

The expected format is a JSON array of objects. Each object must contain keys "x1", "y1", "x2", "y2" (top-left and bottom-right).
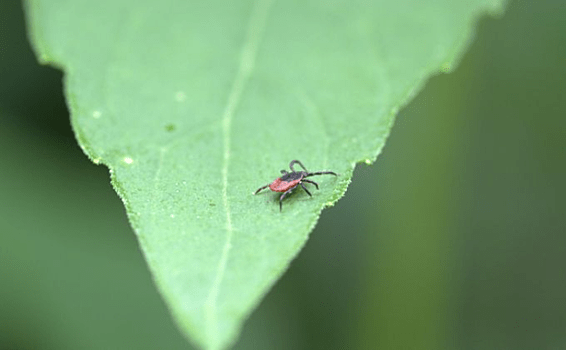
[{"x1": 25, "y1": 0, "x2": 506, "y2": 348}]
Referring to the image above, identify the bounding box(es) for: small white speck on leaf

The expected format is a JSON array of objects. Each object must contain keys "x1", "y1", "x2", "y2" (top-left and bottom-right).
[
  {"x1": 92, "y1": 110, "x2": 102, "y2": 119},
  {"x1": 123, "y1": 157, "x2": 134, "y2": 164},
  {"x1": 175, "y1": 91, "x2": 186, "y2": 102}
]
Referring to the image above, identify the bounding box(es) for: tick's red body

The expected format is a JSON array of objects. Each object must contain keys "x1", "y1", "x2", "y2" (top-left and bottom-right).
[{"x1": 255, "y1": 160, "x2": 337, "y2": 211}]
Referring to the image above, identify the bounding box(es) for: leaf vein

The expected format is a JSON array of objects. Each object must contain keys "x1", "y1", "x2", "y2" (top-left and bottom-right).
[{"x1": 204, "y1": 0, "x2": 274, "y2": 345}]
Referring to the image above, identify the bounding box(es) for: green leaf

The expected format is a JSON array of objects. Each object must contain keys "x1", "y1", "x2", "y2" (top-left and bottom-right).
[{"x1": 25, "y1": 0, "x2": 506, "y2": 348}]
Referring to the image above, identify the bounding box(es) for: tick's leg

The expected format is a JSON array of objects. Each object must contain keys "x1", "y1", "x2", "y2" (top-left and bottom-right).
[
  {"x1": 306, "y1": 171, "x2": 338, "y2": 177},
  {"x1": 254, "y1": 184, "x2": 271, "y2": 195},
  {"x1": 302, "y1": 179, "x2": 319, "y2": 190},
  {"x1": 280, "y1": 170, "x2": 288, "y2": 175},
  {"x1": 289, "y1": 160, "x2": 309, "y2": 173},
  {"x1": 279, "y1": 185, "x2": 298, "y2": 211},
  {"x1": 300, "y1": 182, "x2": 312, "y2": 197}
]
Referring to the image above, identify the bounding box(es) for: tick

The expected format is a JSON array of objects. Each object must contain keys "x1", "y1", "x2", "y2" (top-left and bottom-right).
[{"x1": 254, "y1": 160, "x2": 338, "y2": 211}]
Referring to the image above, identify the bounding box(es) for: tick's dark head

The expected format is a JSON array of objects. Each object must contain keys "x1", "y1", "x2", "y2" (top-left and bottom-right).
[{"x1": 280, "y1": 171, "x2": 305, "y2": 181}]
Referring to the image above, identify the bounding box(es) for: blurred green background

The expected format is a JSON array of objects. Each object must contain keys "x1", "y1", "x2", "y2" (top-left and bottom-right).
[{"x1": 1, "y1": 0, "x2": 565, "y2": 349}]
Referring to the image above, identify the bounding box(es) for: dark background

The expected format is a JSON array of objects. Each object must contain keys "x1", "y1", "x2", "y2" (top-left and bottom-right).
[{"x1": 1, "y1": 1, "x2": 565, "y2": 349}]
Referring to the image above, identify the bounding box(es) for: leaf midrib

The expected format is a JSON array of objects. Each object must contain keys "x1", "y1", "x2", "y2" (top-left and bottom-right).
[{"x1": 203, "y1": 0, "x2": 274, "y2": 345}]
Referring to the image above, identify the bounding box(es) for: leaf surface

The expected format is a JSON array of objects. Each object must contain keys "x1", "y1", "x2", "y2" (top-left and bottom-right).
[{"x1": 25, "y1": 0, "x2": 505, "y2": 348}]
